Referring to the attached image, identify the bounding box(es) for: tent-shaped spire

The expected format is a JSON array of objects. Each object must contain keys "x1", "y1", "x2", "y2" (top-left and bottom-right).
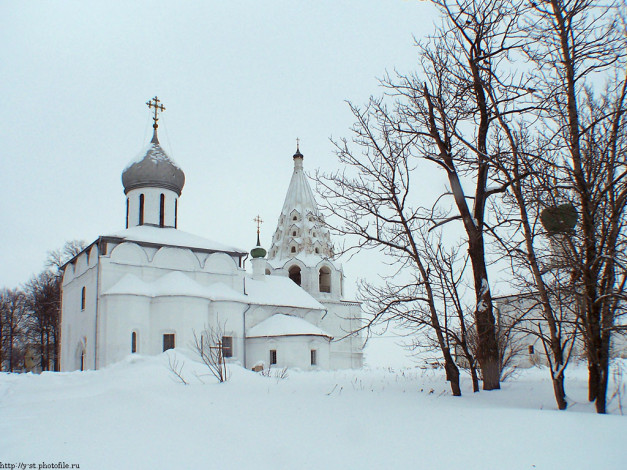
[{"x1": 267, "y1": 145, "x2": 333, "y2": 261}]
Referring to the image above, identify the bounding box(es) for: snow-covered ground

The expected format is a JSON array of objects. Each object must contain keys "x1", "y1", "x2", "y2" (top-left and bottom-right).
[{"x1": 1, "y1": 351, "x2": 626, "y2": 470}]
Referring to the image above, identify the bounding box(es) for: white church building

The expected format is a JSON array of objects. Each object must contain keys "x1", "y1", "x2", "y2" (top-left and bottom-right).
[{"x1": 59, "y1": 99, "x2": 363, "y2": 372}]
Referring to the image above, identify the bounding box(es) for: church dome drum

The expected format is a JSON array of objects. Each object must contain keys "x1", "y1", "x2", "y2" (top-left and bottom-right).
[{"x1": 122, "y1": 133, "x2": 185, "y2": 196}]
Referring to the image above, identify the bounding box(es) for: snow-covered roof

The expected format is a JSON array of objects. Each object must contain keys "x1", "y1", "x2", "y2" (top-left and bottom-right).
[
  {"x1": 103, "y1": 272, "x2": 325, "y2": 311},
  {"x1": 122, "y1": 130, "x2": 185, "y2": 196},
  {"x1": 245, "y1": 276, "x2": 325, "y2": 310},
  {"x1": 104, "y1": 225, "x2": 246, "y2": 254},
  {"x1": 247, "y1": 313, "x2": 333, "y2": 339},
  {"x1": 103, "y1": 272, "x2": 245, "y2": 301}
]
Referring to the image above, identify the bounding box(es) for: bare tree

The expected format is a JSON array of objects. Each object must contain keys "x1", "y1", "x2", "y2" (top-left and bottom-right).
[
  {"x1": 315, "y1": 99, "x2": 464, "y2": 396},
  {"x1": 520, "y1": 0, "x2": 627, "y2": 413},
  {"x1": 192, "y1": 322, "x2": 229, "y2": 383},
  {"x1": 167, "y1": 353, "x2": 189, "y2": 385},
  {"x1": 24, "y1": 271, "x2": 61, "y2": 372},
  {"x1": 378, "y1": 0, "x2": 542, "y2": 390},
  {"x1": 46, "y1": 240, "x2": 86, "y2": 272},
  {"x1": 0, "y1": 289, "x2": 28, "y2": 372}
]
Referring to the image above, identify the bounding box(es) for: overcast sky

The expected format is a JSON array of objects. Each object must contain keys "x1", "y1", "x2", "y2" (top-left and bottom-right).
[{"x1": 1, "y1": 1, "x2": 442, "y2": 293}]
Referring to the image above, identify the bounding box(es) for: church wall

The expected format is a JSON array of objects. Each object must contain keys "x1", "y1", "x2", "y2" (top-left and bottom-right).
[
  {"x1": 100, "y1": 248, "x2": 244, "y2": 295},
  {"x1": 127, "y1": 187, "x2": 178, "y2": 228},
  {"x1": 207, "y1": 301, "x2": 247, "y2": 365},
  {"x1": 99, "y1": 294, "x2": 151, "y2": 366},
  {"x1": 246, "y1": 336, "x2": 330, "y2": 369},
  {"x1": 320, "y1": 300, "x2": 364, "y2": 369},
  {"x1": 60, "y1": 252, "x2": 99, "y2": 371},
  {"x1": 147, "y1": 296, "x2": 211, "y2": 356}
]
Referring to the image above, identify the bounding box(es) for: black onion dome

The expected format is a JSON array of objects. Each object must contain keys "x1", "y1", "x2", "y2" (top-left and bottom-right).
[{"x1": 122, "y1": 131, "x2": 185, "y2": 196}]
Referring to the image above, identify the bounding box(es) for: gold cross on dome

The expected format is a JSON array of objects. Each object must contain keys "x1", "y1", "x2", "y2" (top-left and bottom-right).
[
  {"x1": 146, "y1": 96, "x2": 166, "y2": 128},
  {"x1": 253, "y1": 215, "x2": 264, "y2": 234}
]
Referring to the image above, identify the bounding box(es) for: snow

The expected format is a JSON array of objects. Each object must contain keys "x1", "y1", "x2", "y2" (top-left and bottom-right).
[
  {"x1": 103, "y1": 272, "x2": 325, "y2": 310},
  {"x1": 245, "y1": 275, "x2": 325, "y2": 310},
  {"x1": 103, "y1": 272, "x2": 244, "y2": 301},
  {"x1": 247, "y1": 313, "x2": 333, "y2": 338},
  {"x1": 105, "y1": 225, "x2": 246, "y2": 254},
  {"x1": 1, "y1": 354, "x2": 625, "y2": 470},
  {"x1": 125, "y1": 141, "x2": 182, "y2": 169}
]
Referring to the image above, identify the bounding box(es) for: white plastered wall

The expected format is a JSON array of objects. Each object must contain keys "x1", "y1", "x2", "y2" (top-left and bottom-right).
[
  {"x1": 246, "y1": 335, "x2": 330, "y2": 369},
  {"x1": 60, "y1": 245, "x2": 100, "y2": 371},
  {"x1": 126, "y1": 187, "x2": 179, "y2": 228}
]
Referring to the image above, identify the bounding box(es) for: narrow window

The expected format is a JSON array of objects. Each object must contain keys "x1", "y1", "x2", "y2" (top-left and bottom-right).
[
  {"x1": 528, "y1": 345, "x2": 534, "y2": 355},
  {"x1": 163, "y1": 333, "x2": 175, "y2": 351},
  {"x1": 270, "y1": 349, "x2": 277, "y2": 365},
  {"x1": 159, "y1": 193, "x2": 165, "y2": 227},
  {"x1": 292, "y1": 231, "x2": 296, "y2": 236},
  {"x1": 293, "y1": 216, "x2": 297, "y2": 221},
  {"x1": 174, "y1": 199, "x2": 178, "y2": 228},
  {"x1": 139, "y1": 194, "x2": 145, "y2": 225},
  {"x1": 315, "y1": 248, "x2": 319, "y2": 254},
  {"x1": 81, "y1": 287, "x2": 86, "y2": 310},
  {"x1": 319, "y1": 266, "x2": 331, "y2": 293},
  {"x1": 126, "y1": 198, "x2": 129, "y2": 229},
  {"x1": 288, "y1": 266, "x2": 301, "y2": 286},
  {"x1": 222, "y1": 336, "x2": 233, "y2": 358},
  {"x1": 80, "y1": 349, "x2": 85, "y2": 371},
  {"x1": 310, "y1": 349, "x2": 317, "y2": 366},
  {"x1": 291, "y1": 246, "x2": 296, "y2": 253},
  {"x1": 131, "y1": 332, "x2": 137, "y2": 353}
]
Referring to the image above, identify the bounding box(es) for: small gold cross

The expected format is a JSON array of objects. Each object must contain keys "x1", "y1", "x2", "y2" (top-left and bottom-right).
[
  {"x1": 253, "y1": 215, "x2": 264, "y2": 235},
  {"x1": 146, "y1": 96, "x2": 166, "y2": 128}
]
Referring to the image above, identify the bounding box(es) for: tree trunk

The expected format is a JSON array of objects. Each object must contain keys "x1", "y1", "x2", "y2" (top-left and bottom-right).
[
  {"x1": 468, "y1": 239, "x2": 500, "y2": 390},
  {"x1": 469, "y1": 361, "x2": 480, "y2": 393},
  {"x1": 443, "y1": 347, "x2": 462, "y2": 396},
  {"x1": 552, "y1": 373, "x2": 567, "y2": 411},
  {"x1": 593, "y1": 333, "x2": 612, "y2": 414}
]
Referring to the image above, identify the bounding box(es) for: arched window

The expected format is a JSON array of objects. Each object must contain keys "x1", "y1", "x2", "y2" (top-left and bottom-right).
[
  {"x1": 126, "y1": 198, "x2": 129, "y2": 229},
  {"x1": 291, "y1": 246, "x2": 296, "y2": 253},
  {"x1": 292, "y1": 231, "x2": 297, "y2": 236},
  {"x1": 319, "y1": 266, "x2": 331, "y2": 293},
  {"x1": 293, "y1": 216, "x2": 297, "y2": 221},
  {"x1": 288, "y1": 265, "x2": 301, "y2": 286},
  {"x1": 80, "y1": 349, "x2": 85, "y2": 371},
  {"x1": 175, "y1": 199, "x2": 178, "y2": 228},
  {"x1": 131, "y1": 332, "x2": 138, "y2": 353},
  {"x1": 139, "y1": 194, "x2": 145, "y2": 225},
  {"x1": 265, "y1": 269, "x2": 271, "y2": 275},
  {"x1": 159, "y1": 193, "x2": 165, "y2": 227},
  {"x1": 81, "y1": 287, "x2": 86, "y2": 310},
  {"x1": 315, "y1": 248, "x2": 320, "y2": 254}
]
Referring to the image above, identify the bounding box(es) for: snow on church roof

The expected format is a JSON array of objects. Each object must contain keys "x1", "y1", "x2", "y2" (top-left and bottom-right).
[
  {"x1": 103, "y1": 271, "x2": 325, "y2": 310},
  {"x1": 247, "y1": 314, "x2": 333, "y2": 339},
  {"x1": 104, "y1": 226, "x2": 246, "y2": 254},
  {"x1": 245, "y1": 276, "x2": 325, "y2": 310},
  {"x1": 103, "y1": 272, "x2": 245, "y2": 300}
]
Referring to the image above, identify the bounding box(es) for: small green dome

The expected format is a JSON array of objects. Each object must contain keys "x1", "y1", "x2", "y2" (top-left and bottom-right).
[{"x1": 251, "y1": 246, "x2": 267, "y2": 259}]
